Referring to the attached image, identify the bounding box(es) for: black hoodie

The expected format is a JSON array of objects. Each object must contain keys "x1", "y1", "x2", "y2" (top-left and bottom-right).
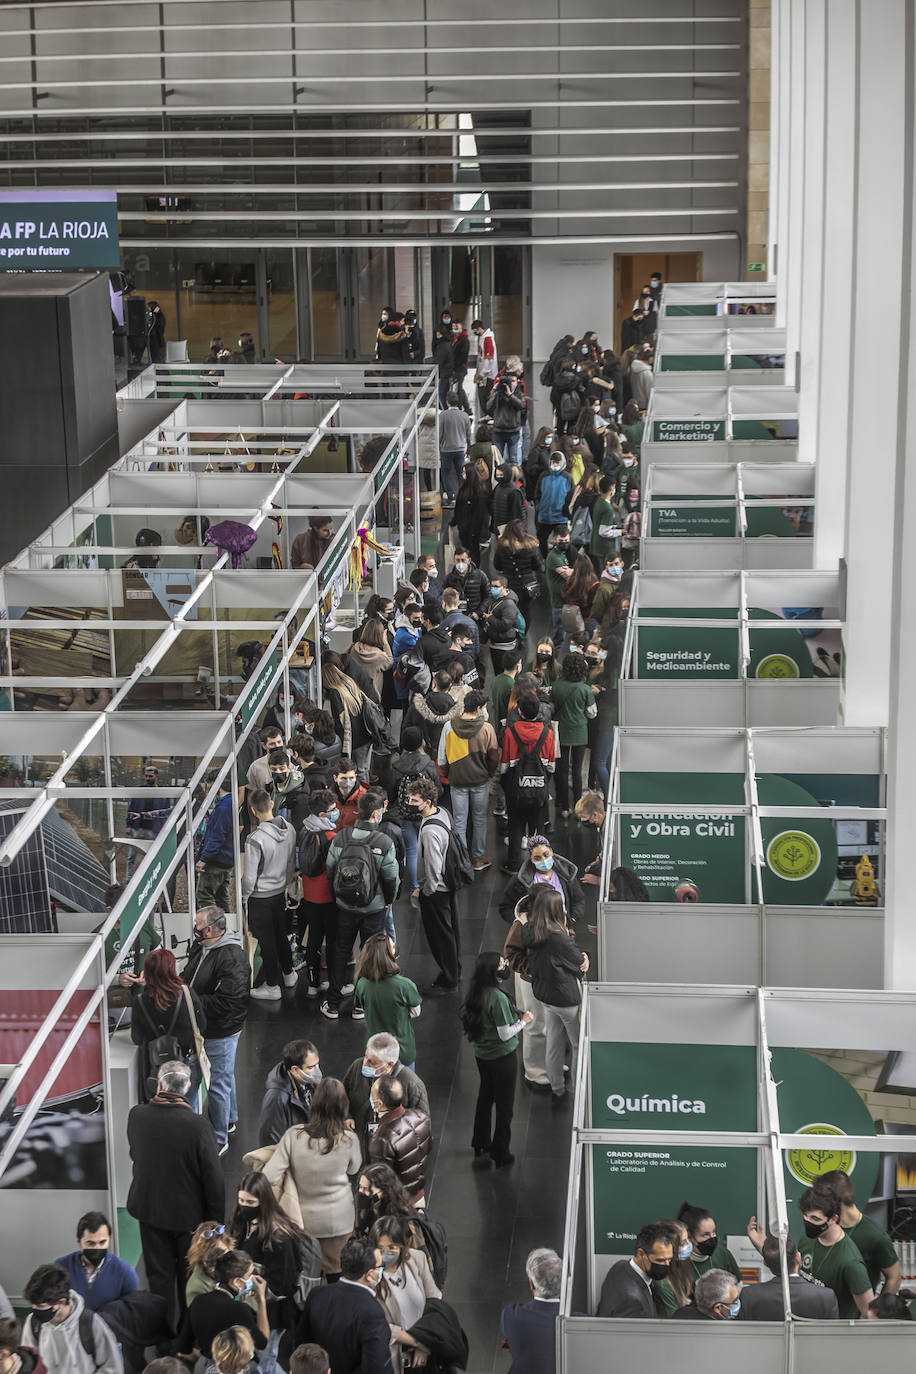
[{"x1": 376, "y1": 321, "x2": 411, "y2": 364}]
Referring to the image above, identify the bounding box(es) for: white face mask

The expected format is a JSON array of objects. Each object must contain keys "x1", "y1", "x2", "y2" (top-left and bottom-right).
[
  {"x1": 622, "y1": 457, "x2": 635, "y2": 467},
  {"x1": 454, "y1": 561, "x2": 468, "y2": 574},
  {"x1": 426, "y1": 566, "x2": 437, "y2": 579}
]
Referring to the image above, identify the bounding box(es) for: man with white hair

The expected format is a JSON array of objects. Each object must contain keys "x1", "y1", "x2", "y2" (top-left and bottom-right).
[
  {"x1": 341, "y1": 1032, "x2": 430, "y2": 1157},
  {"x1": 126, "y1": 1061, "x2": 224, "y2": 1324},
  {"x1": 673, "y1": 1268, "x2": 741, "y2": 1321},
  {"x1": 500, "y1": 1248, "x2": 562, "y2": 1374}
]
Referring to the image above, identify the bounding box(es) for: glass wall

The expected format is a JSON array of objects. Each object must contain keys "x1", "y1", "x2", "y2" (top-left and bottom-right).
[
  {"x1": 267, "y1": 250, "x2": 297, "y2": 359},
  {"x1": 310, "y1": 249, "x2": 342, "y2": 359}
]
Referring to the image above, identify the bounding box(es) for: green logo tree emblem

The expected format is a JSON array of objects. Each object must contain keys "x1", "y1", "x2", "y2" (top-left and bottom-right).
[{"x1": 766, "y1": 830, "x2": 821, "y2": 881}]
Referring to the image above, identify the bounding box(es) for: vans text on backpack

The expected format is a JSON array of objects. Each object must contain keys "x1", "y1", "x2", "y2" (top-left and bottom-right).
[{"x1": 506, "y1": 723, "x2": 551, "y2": 808}]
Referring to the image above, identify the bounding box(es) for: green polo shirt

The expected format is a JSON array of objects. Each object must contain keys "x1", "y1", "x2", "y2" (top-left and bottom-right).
[
  {"x1": 548, "y1": 678, "x2": 595, "y2": 747},
  {"x1": 798, "y1": 1232, "x2": 871, "y2": 1319},
  {"x1": 355, "y1": 973, "x2": 422, "y2": 1065},
  {"x1": 688, "y1": 1241, "x2": 741, "y2": 1285},
  {"x1": 546, "y1": 547, "x2": 571, "y2": 608},
  {"x1": 842, "y1": 1213, "x2": 898, "y2": 1290},
  {"x1": 589, "y1": 496, "x2": 619, "y2": 558},
  {"x1": 473, "y1": 986, "x2": 519, "y2": 1060}
]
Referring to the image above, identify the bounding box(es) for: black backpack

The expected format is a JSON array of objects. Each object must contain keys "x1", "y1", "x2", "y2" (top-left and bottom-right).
[
  {"x1": 331, "y1": 827, "x2": 392, "y2": 907},
  {"x1": 560, "y1": 388, "x2": 581, "y2": 422},
  {"x1": 135, "y1": 993, "x2": 186, "y2": 1095},
  {"x1": 396, "y1": 769, "x2": 428, "y2": 821},
  {"x1": 411, "y1": 1212, "x2": 449, "y2": 1288},
  {"x1": 422, "y1": 814, "x2": 474, "y2": 889},
  {"x1": 506, "y1": 723, "x2": 551, "y2": 809},
  {"x1": 360, "y1": 695, "x2": 393, "y2": 750},
  {"x1": 539, "y1": 358, "x2": 554, "y2": 388},
  {"x1": 77, "y1": 1310, "x2": 103, "y2": 1369}
]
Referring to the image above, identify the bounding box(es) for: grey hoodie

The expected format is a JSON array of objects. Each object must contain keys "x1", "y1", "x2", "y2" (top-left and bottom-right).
[
  {"x1": 417, "y1": 806, "x2": 452, "y2": 894},
  {"x1": 23, "y1": 1291, "x2": 122, "y2": 1374},
  {"x1": 242, "y1": 816, "x2": 296, "y2": 900}
]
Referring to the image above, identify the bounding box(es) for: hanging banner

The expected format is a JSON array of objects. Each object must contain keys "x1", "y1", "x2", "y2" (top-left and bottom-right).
[
  {"x1": 637, "y1": 624, "x2": 740, "y2": 678},
  {"x1": 756, "y1": 775, "x2": 839, "y2": 905},
  {"x1": 0, "y1": 190, "x2": 119, "y2": 270},
  {"x1": 590, "y1": 1041, "x2": 757, "y2": 1251},
  {"x1": 650, "y1": 506, "x2": 737, "y2": 537},
  {"x1": 619, "y1": 773, "x2": 746, "y2": 902}
]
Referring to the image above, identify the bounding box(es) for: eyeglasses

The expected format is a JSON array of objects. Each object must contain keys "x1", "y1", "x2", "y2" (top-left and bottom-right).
[{"x1": 201, "y1": 1225, "x2": 226, "y2": 1240}]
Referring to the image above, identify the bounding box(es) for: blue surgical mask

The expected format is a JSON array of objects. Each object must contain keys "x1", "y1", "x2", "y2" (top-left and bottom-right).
[
  {"x1": 361, "y1": 1063, "x2": 378, "y2": 1079},
  {"x1": 726, "y1": 1298, "x2": 741, "y2": 1320},
  {"x1": 533, "y1": 857, "x2": 554, "y2": 873},
  {"x1": 236, "y1": 1277, "x2": 254, "y2": 1298},
  {"x1": 678, "y1": 1242, "x2": 692, "y2": 1261},
  {"x1": 491, "y1": 587, "x2": 504, "y2": 599},
  {"x1": 327, "y1": 807, "x2": 340, "y2": 824}
]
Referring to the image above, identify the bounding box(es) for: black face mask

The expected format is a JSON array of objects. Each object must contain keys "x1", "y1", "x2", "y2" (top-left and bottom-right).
[
  {"x1": 237, "y1": 1203, "x2": 260, "y2": 1220},
  {"x1": 355, "y1": 1195, "x2": 375, "y2": 1230},
  {"x1": 30, "y1": 1308, "x2": 57, "y2": 1330},
  {"x1": 804, "y1": 1218, "x2": 831, "y2": 1240},
  {"x1": 496, "y1": 964, "x2": 511, "y2": 981},
  {"x1": 82, "y1": 1248, "x2": 107, "y2": 1267},
  {"x1": 695, "y1": 1236, "x2": 718, "y2": 1257},
  {"x1": 647, "y1": 1261, "x2": 670, "y2": 1281}
]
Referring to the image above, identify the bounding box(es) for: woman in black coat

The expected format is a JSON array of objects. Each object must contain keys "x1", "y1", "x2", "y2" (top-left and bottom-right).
[
  {"x1": 451, "y1": 465, "x2": 490, "y2": 567},
  {"x1": 230, "y1": 1171, "x2": 307, "y2": 1336},
  {"x1": 492, "y1": 520, "x2": 544, "y2": 626},
  {"x1": 498, "y1": 834, "x2": 586, "y2": 928},
  {"x1": 124, "y1": 948, "x2": 206, "y2": 1101},
  {"x1": 520, "y1": 886, "x2": 587, "y2": 1102}
]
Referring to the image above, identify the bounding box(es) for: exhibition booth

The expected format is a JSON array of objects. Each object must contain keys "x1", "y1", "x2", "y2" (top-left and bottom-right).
[
  {"x1": 559, "y1": 983, "x2": 916, "y2": 1373},
  {"x1": 618, "y1": 569, "x2": 844, "y2": 727},
  {"x1": 642, "y1": 386, "x2": 799, "y2": 464},
  {"x1": 640, "y1": 462, "x2": 815, "y2": 570},
  {"x1": 653, "y1": 326, "x2": 787, "y2": 386},
  {"x1": 596, "y1": 726, "x2": 885, "y2": 988},
  {"x1": 657, "y1": 280, "x2": 778, "y2": 322}
]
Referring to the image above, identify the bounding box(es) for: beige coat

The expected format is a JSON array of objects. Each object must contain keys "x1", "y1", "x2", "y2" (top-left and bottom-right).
[
  {"x1": 347, "y1": 640, "x2": 393, "y2": 696},
  {"x1": 260, "y1": 1126, "x2": 362, "y2": 1239},
  {"x1": 377, "y1": 1249, "x2": 441, "y2": 1373}
]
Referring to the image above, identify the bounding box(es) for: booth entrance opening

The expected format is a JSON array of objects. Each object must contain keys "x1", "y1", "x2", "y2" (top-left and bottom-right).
[{"x1": 614, "y1": 252, "x2": 702, "y2": 350}]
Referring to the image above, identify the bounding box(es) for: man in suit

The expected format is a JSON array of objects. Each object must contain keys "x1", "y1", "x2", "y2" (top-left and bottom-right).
[
  {"x1": 501, "y1": 1247, "x2": 562, "y2": 1374},
  {"x1": 126, "y1": 1060, "x2": 224, "y2": 1324},
  {"x1": 739, "y1": 1235, "x2": 839, "y2": 1320},
  {"x1": 596, "y1": 1222, "x2": 674, "y2": 1317},
  {"x1": 292, "y1": 1237, "x2": 392, "y2": 1374}
]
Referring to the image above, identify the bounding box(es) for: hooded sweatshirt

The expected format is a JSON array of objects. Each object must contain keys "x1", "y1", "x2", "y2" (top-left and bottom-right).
[
  {"x1": 376, "y1": 321, "x2": 411, "y2": 364},
  {"x1": 347, "y1": 639, "x2": 393, "y2": 696},
  {"x1": 404, "y1": 689, "x2": 456, "y2": 757},
  {"x1": 23, "y1": 1292, "x2": 121, "y2": 1374},
  {"x1": 438, "y1": 713, "x2": 499, "y2": 788},
  {"x1": 242, "y1": 815, "x2": 296, "y2": 900},
  {"x1": 298, "y1": 812, "x2": 336, "y2": 903},
  {"x1": 483, "y1": 588, "x2": 521, "y2": 650}
]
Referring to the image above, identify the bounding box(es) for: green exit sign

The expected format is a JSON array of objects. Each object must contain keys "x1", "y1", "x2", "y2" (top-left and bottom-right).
[{"x1": 748, "y1": 261, "x2": 765, "y2": 273}]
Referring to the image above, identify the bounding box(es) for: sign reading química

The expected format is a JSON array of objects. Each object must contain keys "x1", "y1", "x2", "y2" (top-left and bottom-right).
[{"x1": 0, "y1": 190, "x2": 119, "y2": 269}]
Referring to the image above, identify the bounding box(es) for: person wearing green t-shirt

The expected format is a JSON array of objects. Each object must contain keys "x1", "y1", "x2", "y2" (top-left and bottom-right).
[
  {"x1": 548, "y1": 653, "x2": 597, "y2": 817},
  {"x1": 545, "y1": 525, "x2": 574, "y2": 645},
  {"x1": 589, "y1": 475, "x2": 620, "y2": 571},
  {"x1": 459, "y1": 951, "x2": 532, "y2": 1169},
  {"x1": 491, "y1": 652, "x2": 522, "y2": 731},
  {"x1": 820, "y1": 1168, "x2": 901, "y2": 1294},
  {"x1": 354, "y1": 933, "x2": 422, "y2": 1069},
  {"x1": 678, "y1": 1201, "x2": 742, "y2": 1286}
]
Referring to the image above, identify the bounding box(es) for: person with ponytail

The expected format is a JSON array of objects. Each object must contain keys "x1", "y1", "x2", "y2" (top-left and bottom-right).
[{"x1": 460, "y1": 952, "x2": 533, "y2": 1169}]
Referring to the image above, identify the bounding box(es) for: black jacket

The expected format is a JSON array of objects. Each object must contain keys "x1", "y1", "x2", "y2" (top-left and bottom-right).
[
  {"x1": 419, "y1": 626, "x2": 453, "y2": 671},
  {"x1": 451, "y1": 331, "x2": 470, "y2": 375},
  {"x1": 521, "y1": 926, "x2": 584, "y2": 1008},
  {"x1": 405, "y1": 1299, "x2": 469, "y2": 1373},
  {"x1": 550, "y1": 369, "x2": 585, "y2": 416},
  {"x1": 343, "y1": 1056, "x2": 430, "y2": 1156},
  {"x1": 493, "y1": 542, "x2": 544, "y2": 596},
  {"x1": 523, "y1": 444, "x2": 551, "y2": 500},
  {"x1": 258, "y1": 1060, "x2": 314, "y2": 1146},
  {"x1": 490, "y1": 480, "x2": 524, "y2": 532},
  {"x1": 182, "y1": 930, "x2": 250, "y2": 1039},
  {"x1": 293, "y1": 1281, "x2": 392, "y2": 1374},
  {"x1": 377, "y1": 323, "x2": 411, "y2": 365},
  {"x1": 487, "y1": 384, "x2": 526, "y2": 433},
  {"x1": 403, "y1": 690, "x2": 457, "y2": 758},
  {"x1": 596, "y1": 1260, "x2": 656, "y2": 1318},
  {"x1": 126, "y1": 1098, "x2": 224, "y2": 1231},
  {"x1": 386, "y1": 750, "x2": 442, "y2": 819},
  {"x1": 443, "y1": 563, "x2": 490, "y2": 615},
  {"x1": 432, "y1": 335, "x2": 453, "y2": 379},
  {"x1": 499, "y1": 853, "x2": 585, "y2": 926},
  {"x1": 481, "y1": 590, "x2": 521, "y2": 649}
]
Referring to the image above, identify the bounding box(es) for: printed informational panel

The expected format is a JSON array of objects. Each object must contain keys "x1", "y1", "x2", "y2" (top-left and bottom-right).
[
  {"x1": 649, "y1": 505, "x2": 738, "y2": 537},
  {"x1": 618, "y1": 773, "x2": 746, "y2": 903},
  {"x1": 637, "y1": 610, "x2": 740, "y2": 678},
  {"x1": 652, "y1": 419, "x2": 726, "y2": 442},
  {"x1": 0, "y1": 190, "x2": 119, "y2": 270},
  {"x1": 772, "y1": 1048, "x2": 878, "y2": 1208},
  {"x1": 590, "y1": 1042, "x2": 757, "y2": 1250}
]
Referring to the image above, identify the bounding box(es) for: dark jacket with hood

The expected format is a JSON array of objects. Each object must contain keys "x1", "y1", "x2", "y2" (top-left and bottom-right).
[
  {"x1": 490, "y1": 476, "x2": 525, "y2": 532},
  {"x1": 376, "y1": 321, "x2": 411, "y2": 364},
  {"x1": 182, "y1": 925, "x2": 251, "y2": 1038},
  {"x1": 387, "y1": 750, "x2": 442, "y2": 819},
  {"x1": 520, "y1": 923, "x2": 585, "y2": 1008},
  {"x1": 481, "y1": 588, "x2": 522, "y2": 649},
  {"x1": 487, "y1": 383, "x2": 526, "y2": 433},
  {"x1": 258, "y1": 1060, "x2": 317, "y2": 1146},
  {"x1": 550, "y1": 367, "x2": 585, "y2": 416},
  {"x1": 404, "y1": 689, "x2": 456, "y2": 758},
  {"x1": 498, "y1": 852, "x2": 586, "y2": 927},
  {"x1": 432, "y1": 333, "x2": 453, "y2": 379},
  {"x1": 451, "y1": 328, "x2": 470, "y2": 376},
  {"x1": 443, "y1": 561, "x2": 490, "y2": 615},
  {"x1": 419, "y1": 625, "x2": 453, "y2": 671}
]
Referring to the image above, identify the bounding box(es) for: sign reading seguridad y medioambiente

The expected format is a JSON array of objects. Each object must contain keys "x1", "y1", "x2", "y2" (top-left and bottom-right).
[{"x1": 0, "y1": 189, "x2": 119, "y2": 270}]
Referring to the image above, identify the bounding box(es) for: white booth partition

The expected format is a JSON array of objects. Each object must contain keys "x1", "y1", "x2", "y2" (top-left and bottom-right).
[
  {"x1": 597, "y1": 727, "x2": 885, "y2": 988},
  {"x1": 642, "y1": 385, "x2": 799, "y2": 464},
  {"x1": 658, "y1": 280, "x2": 778, "y2": 324},
  {"x1": 619, "y1": 570, "x2": 844, "y2": 727},
  {"x1": 654, "y1": 327, "x2": 787, "y2": 387},
  {"x1": 559, "y1": 984, "x2": 916, "y2": 1373},
  {"x1": 641, "y1": 463, "x2": 815, "y2": 570}
]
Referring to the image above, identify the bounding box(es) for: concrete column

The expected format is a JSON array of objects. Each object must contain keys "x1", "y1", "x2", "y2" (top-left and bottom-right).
[
  {"x1": 780, "y1": 0, "x2": 807, "y2": 377},
  {"x1": 747, "y1": 0, "x2": 771, "y2": 278},
  {"x1": 809, "y1": 0, "x2": 858, "y2": 567},
  {"x1": 843, "y1": 0, "x2": 909, "y2": 726},
  {"x1": 795, "y1": 0, "x2": 827, "y2": 472}
]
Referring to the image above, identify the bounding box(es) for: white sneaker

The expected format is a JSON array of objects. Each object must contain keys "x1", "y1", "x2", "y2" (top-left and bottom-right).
[
  {"x1": 251, "y1": 984, "x2": 281, "y2": 1001},
  {"x1": 340, "y1": 982, "x2": 355, "y2": 996},
  {"x1": 282, "y1": 971, "x2": 299, "y2": 988}
]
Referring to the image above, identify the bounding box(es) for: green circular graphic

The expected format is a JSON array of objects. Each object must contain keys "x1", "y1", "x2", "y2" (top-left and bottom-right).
[
  {"x1": 786, "y1": 1123, "x2": 856, "y2": 1186},
  {"x1": 756, "y1": 652, "x2": 801, "y2": 680},
  {"x1": 767, "y1": 829, "x2": 821, "y2": 881}
]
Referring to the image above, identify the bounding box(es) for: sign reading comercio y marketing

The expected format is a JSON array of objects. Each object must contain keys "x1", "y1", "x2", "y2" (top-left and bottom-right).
[{"x1": 0, "y1": 190, "x2": 119, "y2": 270}]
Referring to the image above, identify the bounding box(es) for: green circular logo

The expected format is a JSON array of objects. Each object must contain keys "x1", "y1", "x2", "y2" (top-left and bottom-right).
[
  {"x1": 756, "y1": 653, "x2": 800, "y2": 679},
  {"x1": 766, "y1": 830, "x2": 821, "y2": 881},
  {"x1": 786, "y1": 1123, "x2": 856, "y2": 1186}
]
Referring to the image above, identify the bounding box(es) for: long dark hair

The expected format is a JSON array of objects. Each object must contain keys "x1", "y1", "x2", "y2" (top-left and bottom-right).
[
  {"x1": 456, "y1": 463, "x2": 484, "y2": 506},
  {"x1": 229, "y1": 1172, "x2": 305, "y2": 1250},
  {"x1": 354, "y1": 1163, "x2": 415, "y2": 1236},
  {"x1": 303, "y1": 1077, "x2": 350, "y2": 1154},
  {"x1": 460, "y1": 952, "x2": 507, "y2": 1044},
  {"x1": 142, "y1": 948, "x2": 184, "y2": 1012},
  {"x1": 564, "y1": 551, "x2": 597, "y2": 607}
]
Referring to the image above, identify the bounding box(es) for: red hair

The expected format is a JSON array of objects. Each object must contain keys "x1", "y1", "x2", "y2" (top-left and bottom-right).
[{"x1": 143, "y1": 947, "x2": 184, "y2": 1012}]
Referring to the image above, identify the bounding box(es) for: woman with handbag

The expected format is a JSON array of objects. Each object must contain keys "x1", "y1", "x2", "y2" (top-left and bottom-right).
[
  {"x1": 560, "y1": 551, "x2": 599, "y2": 635},
  {"x1": 493, "y1": 519, "x2": 544, "y2": 627},
  {"x1": 261, "y1": 1077, "x2": 362, "y2": 1277},
  {"x1": 124, "y1": 948, "x2": 207, "y2": 1102}
]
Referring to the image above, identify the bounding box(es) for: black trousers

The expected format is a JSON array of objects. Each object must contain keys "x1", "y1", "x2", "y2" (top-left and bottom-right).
[
  {"x1": 248, "y1": 891, "x2": 293, "y2": 987},
  {"x1": 506, "y1": 802, "x2": 547, "y2": 873},
  {"x1": 419, "y1": 888, "x2": 461, "y2": 987},
  {"x1": 139, "y1": 1221, "x2": 192, "y2": 1324},
  {"x1": 329, "y1": 906, "x2": 385, "y2": 1007},
  {"x1": 472, "y1": 1049, "x2": 518, "y2": 1162},
  {"x1": 303, "y1": 899, "x2": 338, "y2": 985},
  {"x1": 556, "y1": 744, "x2": 587, "y2": 813}
]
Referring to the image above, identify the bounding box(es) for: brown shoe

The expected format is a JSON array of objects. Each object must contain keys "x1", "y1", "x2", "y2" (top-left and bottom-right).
[{"x1": 473, "y1": 856, "x2": 492, "y2": 872}]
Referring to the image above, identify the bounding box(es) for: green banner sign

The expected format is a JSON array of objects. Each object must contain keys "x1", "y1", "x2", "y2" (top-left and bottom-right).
[
  {"x1": 99, "y1": 826, "x2": 176, "y2": 969},
  {"x1": 650, "y1": 505, "x2": 737, "y2": 537},
  {"x1": 772, "y1": 1048, "x2": 878, "y2": 1206},
  {"x1": 637, "y1": 624, "x2": 740, "y2": 679},
  {"x1": 659, "y1": 355, "x2": 725, "y2": 372},
  {"x1": 619, "y1": 772, "x2": 746, "y2": 902},
  {"x1": 748, "y1": 608, "x2": 816, "y2": 679},
  {"x1": 238, "y1": 657, "x2": 276, "y2": 729},
  {"x1": 652, "y1": 419, "x2": 726, "y2": 442},
  {"x1": 374, "y1": 442, "x2": 400, "y2": 492},
  {"x1": 756, "y1": 774, "x2": 839, "y2": 905},
  {"x1": 0, "y1": 190, "x2": 119, "y2": 269},
  {"x1": 590, "y1": 1042, "x2": 757, "y2": 1250}
]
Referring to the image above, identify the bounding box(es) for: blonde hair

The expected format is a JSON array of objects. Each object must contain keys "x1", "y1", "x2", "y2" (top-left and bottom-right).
[
  {"x1": 211, "y1": 1327, "x2": 255, "y2": 1374},
  {"x1": 322, "y1": 662, "x2": 363, "y2": 716}
]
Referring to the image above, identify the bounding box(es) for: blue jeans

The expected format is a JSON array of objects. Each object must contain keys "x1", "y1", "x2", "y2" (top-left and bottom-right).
[
  {"x1": 383, "y1": 904, "x2": 396, "y2": 944},
  {"x1": 402, "y1": 818, "x2": 420, "y2": 892},
  {"x1": 189, "y1": 1030, "x2": 241, "y2": 1147},
  {"x1": 451, "y1": 782, "x2": 489, "y2": 862},
  {"x1": 439, "y1": 450, "x2": 464, "y2": 501},
  {"x1": 591, "y1": 725, "x2": 615, "y2": 796},
  {"x1": 550, "y1": 604, "x2": 566, "y2": 650},
  {"x1": 494, "y1": 431, "x2": 521, "y2": 464}
]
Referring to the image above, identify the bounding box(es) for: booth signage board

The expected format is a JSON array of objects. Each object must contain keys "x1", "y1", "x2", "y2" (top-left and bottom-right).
[
  {"x1": 771, "y1": 1049, "x2": 879, "y2": 1206},
  {"x1": 590, "y1": 1042, "x2": 757, "y2": 1249},
  {"x1": 652, "y1": 419, "x2": 726, "y2": 442},
  {"x1": 637, "y1": 624, "x2": 740, "y2": 679},
  {"x1": 103, "y1": 826, "x2": 177, "y2": 967},
  {"x1": 0, "y1": 189, "x2": 119, "y2": 269},
  {"x1": 374, "y1": 443, "x2": 400, "y2": 492},
  {"x1": 238, "y1": 657, "x2": 276, "y2": 729},
  {"x1": 619, "y1": 773, "x2": 746, "y2": 902},
  {"x1": 649, "y1": 505, "x2": 737, "y2": 537}
]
